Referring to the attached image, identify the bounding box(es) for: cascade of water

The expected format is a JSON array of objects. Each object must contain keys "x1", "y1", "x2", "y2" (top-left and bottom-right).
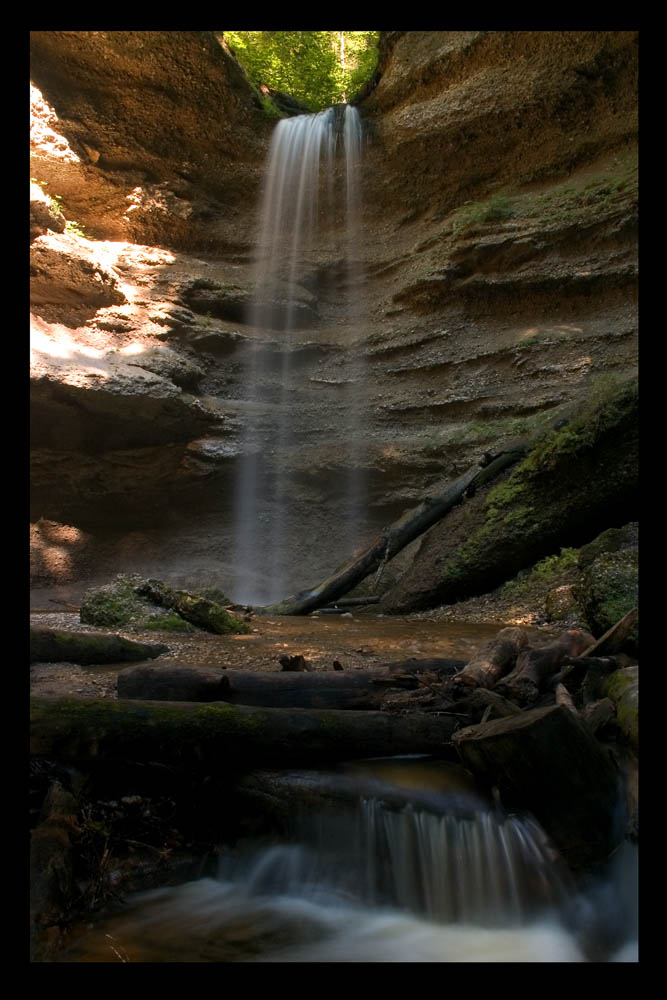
[
  {"x1": 232, "y1": 106, "x2": 366, "y2": 606},
  {"x1": 59, "y1": 775, "x2": 637, "y2": 962},
  {"x1": 223, "y1": 796, "x2": 574, "y2": 927}
]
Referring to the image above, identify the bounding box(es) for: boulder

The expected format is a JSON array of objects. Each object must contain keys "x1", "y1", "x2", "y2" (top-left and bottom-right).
[{"x1": 576, "y1": 549, "x2": 638, "y2": 654}]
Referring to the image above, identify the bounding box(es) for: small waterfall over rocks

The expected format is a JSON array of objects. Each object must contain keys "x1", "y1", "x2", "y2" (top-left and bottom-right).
[
  {"x1": 57, "y1": 765, "x2": 638, "y2": 962},
  {"x1": 220, "y1": 779, "x2": 575, "y2": 929},
  {"x1": 232, "y1": 105, "x2": 367, "y2": 606}
]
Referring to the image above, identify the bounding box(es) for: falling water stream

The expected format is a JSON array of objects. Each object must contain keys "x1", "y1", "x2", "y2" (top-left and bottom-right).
[
  {"x1": 59, "y1": 759, "x2": 638, "y2": 963},
  {"x1": 232, "y1": 106, "x2": 367, "y2": 606}
]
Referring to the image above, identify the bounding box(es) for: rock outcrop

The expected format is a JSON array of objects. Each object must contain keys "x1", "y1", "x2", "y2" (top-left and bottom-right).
[
  {"x1": 29, "y1": 31, "x2": 638, "y2": 606},
  {"x1": 381, "y1": 377, "x2": 638, "y2": 613}
]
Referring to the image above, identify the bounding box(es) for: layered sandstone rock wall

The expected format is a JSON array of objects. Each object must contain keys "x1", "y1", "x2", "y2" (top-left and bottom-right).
[{"x1": 29, "y1": 31, "x2": 638, "y2": 605}]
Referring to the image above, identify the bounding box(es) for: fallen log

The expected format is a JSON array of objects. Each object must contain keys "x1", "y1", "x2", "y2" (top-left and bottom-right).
[
  {"x1": 454, "y1": 688, "x2": 523, "y2": 724},
  {"x1": 30, "y1": 628, "x2": 169, "y2": 665},
  {"x1": 580, "y1": 608, "x2": 638, "y2": 657},
  {"x1": 322, "y1": 597, "x2": 381, "y2": 608},
  {"x1": 117, "y1": 659, "x2": 466, "y2": 710},
  {"x1": 30, "y1": 697, "x2": 462, "y2": 768},
  {"x1": 255, "y1": 447, "x2": 527, "y2": 616},
  {"x1": 134, "y1": 579, "x2": 250, "y2": 635},
  {"x1": 452, "y1": 627, "x2": 528, "y2": 690},
  {"x1": 452, "y1": 705, "x2": 624, "y2": 870},
  {"x1": 554, "y1": 683, "x2": 578, "y2": 717},
  {"x1": 117, "y1": 665, "x2": 230, "y2": 703},
  {"x1": 495, "y1": 629, "x2": 595, "y2": 704}
]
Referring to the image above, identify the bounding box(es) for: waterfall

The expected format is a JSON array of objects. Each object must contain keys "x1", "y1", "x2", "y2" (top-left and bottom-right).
[
  {"x1": 232, "y1": 106, "x2": 366, "y2": 606},
  {"x1": 219, "y1": 795, "x2": 574, "y2": 928},
  {"x1": 58, "y1": 769, "x2": 638, "y2": 962}
]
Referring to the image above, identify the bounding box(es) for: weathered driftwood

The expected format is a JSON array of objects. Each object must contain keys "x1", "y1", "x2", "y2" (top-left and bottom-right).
[
  {"x1": 30, "y1": 697, "x2": 462, "y2": 767},
  {"x1": 580, "y1": 608, "x2": 638, "y2": 657},
  {"x1": 552, "y1": 654, "x2": 629, "y2": 684},
  {"x1": 452, "y1": 705, "x2": 624, "y2": 870},
  {"x1": 30, "y1": 781, "x2": 79, "y2": 962},
  {"x1": 30, "y1": 628, "x2": 168, "y2": 665},
  {"x1": 555, "y1": 683, "x2": 578, "y2": 716},
  {"x1": 452, "y1": 627, "x2": 528, "y2": 690},
  {"x1": 453, "y1": 688, "x2": 523, "y2": 723},
  {"x1": 134, "y1": 579, "x2": 250, "y2": 635},
  {"x1": 255, "y1": 448, "x2": 526, "y2": 616},
  {"x1": 117, "y1": 659, "x2": 466, "y2": 710},
  {"x1": 496, "y1": 629, "x2": 595, "y2": 704}
]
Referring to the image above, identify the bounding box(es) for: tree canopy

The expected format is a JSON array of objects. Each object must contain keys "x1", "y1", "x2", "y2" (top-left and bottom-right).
[{"x1": 223, "y1": 31, "x2": 379, "y2": 112}]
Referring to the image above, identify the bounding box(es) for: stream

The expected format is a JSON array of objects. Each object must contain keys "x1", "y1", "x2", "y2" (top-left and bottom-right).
[
  {"x1": 31, "y1": 612, "x2": 638, "y2": 962},
  {"x1": 52, "y1": 757, "x2": 638, "y2": 963}
]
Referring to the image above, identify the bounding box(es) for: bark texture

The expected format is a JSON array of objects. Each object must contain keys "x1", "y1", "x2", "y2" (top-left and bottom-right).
[{"x1": 30, "y1": 697, "x2": 462, "y2": 768}]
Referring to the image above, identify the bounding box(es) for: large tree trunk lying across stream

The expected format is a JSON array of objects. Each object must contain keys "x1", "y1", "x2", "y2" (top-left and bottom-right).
[
  {"x1": 117, "y1": 659, "x2": 465, "y2": 710},
  {"x1": 30, "y1": 697, "x2": 461, "y2": 768},
  {"x1": 453, "y1": 705, "x2": 624, "y2": 871},
  {"x1": 255, "y1": 447, "x2": 526, "y2": 616}
]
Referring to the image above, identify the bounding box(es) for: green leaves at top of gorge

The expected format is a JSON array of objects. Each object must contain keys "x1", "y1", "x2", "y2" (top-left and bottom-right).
[{"x1": 222, "y1": 31, "x2": 379, "y2": 112}]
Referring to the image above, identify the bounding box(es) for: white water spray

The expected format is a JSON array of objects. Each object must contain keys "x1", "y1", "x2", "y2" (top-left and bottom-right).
[
  {"x1": 232, "y1": 106, "x2": 367, "y2": 606},
  {"x1": 60, "y1": 790, "x2": 637, "y2": 963}
]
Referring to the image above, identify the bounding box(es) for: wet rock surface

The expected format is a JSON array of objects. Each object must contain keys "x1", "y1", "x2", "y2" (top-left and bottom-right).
[{"x1": 29, "y1": 31, "x2": 638, "y2": 603}]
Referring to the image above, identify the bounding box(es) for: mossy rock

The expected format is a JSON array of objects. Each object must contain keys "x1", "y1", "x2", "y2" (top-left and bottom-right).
[
  {"x1": 576, "y1": 549, "x2": 638, "y2": 652},
  {"x1": 544, "y1": 583, "x2": 586, "y2": 624},
  {"x1": 384, "y1": 376, "x2": 638, "y2": 613},
  {"x1": 577, "y1": 522, "x2": 638, "y2": 569},
  {"x1": 80, "y1": 575, "x2": 194, "y2": 633}
]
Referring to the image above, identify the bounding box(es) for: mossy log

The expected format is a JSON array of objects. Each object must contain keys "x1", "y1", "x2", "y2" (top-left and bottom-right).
[
  {"x1": 117, "y1": 659, "x2": 465, "y2": 709},
  {"x1": 452, "y1": 627, "x2": 528, "y2": 690},
  {"x1": 496, "y1": 629, "x2": 594, "y2": 704},
  {"x1": 30, "y1": 697, "x2": 462, "y2": 769},
  {"x1": 452, "y1": 705, "x2": 624, "y2": 870},
  {"x1": 255, "y1": 448, "x2": 526, "y2": 616},
  {"x1": 30, "y1": 628, "x2": 169, "y2": 665},
  {"x1": 134, "y1": 579, "x2": 250, "y2": 634},
  {"x1": 602, "y1": 666, "x2": 638, "y2": 752}
]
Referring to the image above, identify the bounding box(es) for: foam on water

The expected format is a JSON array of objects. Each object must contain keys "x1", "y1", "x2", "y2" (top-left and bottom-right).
[{"x1": 65, "y1": 877, "x2": 587, "y2": 963}]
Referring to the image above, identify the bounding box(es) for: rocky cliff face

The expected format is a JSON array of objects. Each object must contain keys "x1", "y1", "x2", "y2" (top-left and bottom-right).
[{"x1": 29, "y1": 31, "x2": 638, "y2": 606}]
